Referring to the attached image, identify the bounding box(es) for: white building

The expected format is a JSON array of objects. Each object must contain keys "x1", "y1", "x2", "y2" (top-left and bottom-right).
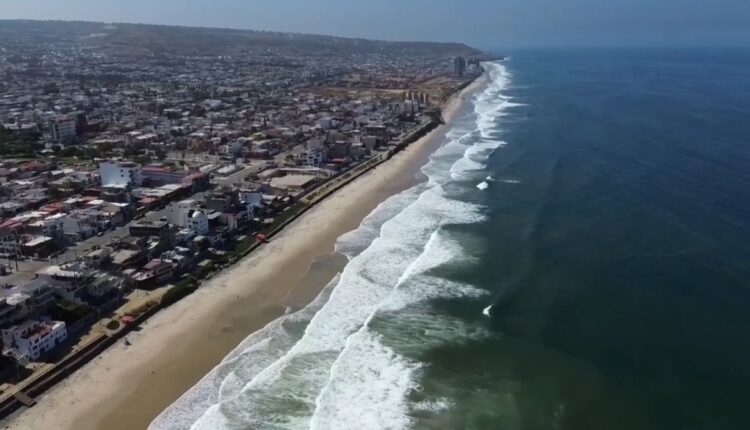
[
  {"x1": 302, "y1": 150, "x2": 325, "y2": 167},
  {"x1": 99, "y1": 161, "x2": 143, "y2": 189},
  {"x1": 240, "y1": 190, "x2": 263, "y2": 218},
  {"x1": 302, "y1": 138, "x2": 327, "y2": 167},
  {"x1": 2, "y1": 319, "x2": 67, "y2": 361},
  {"x1": 49, "y1": 116, "x2": 77, "y2": 145},
  {"x1": 188, "y1": 211, "x2": 209, "y2": 235},
  {"x1": 0, "y1": 229, "x2": 20, "y2": 257},
  {"x1": 166, "y1": 199, "x2": 200, "y2": 228},
  {"x1": 36, "y1": 213, "x2": 66, "y2": 238},
  {"x1": 61, "y1": 211, "x2": 98, "y2": 241},
  {"x1": 36, "y1": 262, "x2": 92, "y2": 305}
]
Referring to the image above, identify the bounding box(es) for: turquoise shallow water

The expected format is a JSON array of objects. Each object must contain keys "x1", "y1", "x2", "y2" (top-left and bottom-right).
[{"x1": 153, "y1": 49, "x2": 750, "y2": 430}]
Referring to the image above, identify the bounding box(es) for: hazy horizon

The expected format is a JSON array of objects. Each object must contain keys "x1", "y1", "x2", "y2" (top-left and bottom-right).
[{"x1": 2, "y1": 0, "x2": 750, "y2": 49}]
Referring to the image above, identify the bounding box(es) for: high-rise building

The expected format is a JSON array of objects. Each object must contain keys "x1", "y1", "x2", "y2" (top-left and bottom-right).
[
  {"x1": 49, "y1": 116, "x2": 77, "y2": 145},
  {"x1": 454, "y1": 56, "x2": 467, "y2": 78}
]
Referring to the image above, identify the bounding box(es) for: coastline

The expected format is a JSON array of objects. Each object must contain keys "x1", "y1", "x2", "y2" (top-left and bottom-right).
[{"x1": 3, "y1": 74, "x2": 487, "y2": 430}]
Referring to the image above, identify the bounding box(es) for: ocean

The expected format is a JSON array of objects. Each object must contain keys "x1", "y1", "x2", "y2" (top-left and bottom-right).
[{"x1": 151, "y1": 49, "x2": 750, "y2": 430}]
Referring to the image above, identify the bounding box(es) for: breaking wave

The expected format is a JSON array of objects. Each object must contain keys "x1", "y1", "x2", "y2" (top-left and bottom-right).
[{"x1": 150, "y1": 61, "x2": 514, "y2": 430}]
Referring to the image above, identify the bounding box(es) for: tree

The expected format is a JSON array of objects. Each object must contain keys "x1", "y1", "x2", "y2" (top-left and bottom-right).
[
  {"x1": 96, "y1": 141, "x2": 114, "y2": 154},
  {"x1": 60, "y1": 146, "x2": 82, "y2": 158}
]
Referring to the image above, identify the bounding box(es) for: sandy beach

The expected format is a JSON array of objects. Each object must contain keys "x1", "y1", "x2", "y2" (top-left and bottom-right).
[{"x1": 3, "y1": 76, "x2": 485, "y2": 430}]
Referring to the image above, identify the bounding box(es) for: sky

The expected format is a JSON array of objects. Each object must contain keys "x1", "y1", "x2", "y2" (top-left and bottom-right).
[{"x1": 2, "y1": 0, "x2": 750, "y2": 49}]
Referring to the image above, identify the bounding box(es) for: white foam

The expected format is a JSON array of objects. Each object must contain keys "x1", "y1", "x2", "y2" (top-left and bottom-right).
[
  {"x1": 310, "y1": 329, "x2": 421, "y2": 430},
  {"x1": 335, "y1": 185, "x2": 421, "y2": 258},
  {"x1": 483, "y1": 305, "x2": 493, "y2": 317},
  {"x1": 310, "y1": 231, "x2": 487, "y2": 429},
  {"x1": 413, "y1": 398, "x2": 454, "y2": 412},
  {"x1": 185, "y1": 184, "x2": 484, "y2": 429},
  {"x1": 151, "y1": 275, "x2": 340, "y2": 430},
  {"x1": 477, "y1": 181, "x2": 489, "y2": 190},
  {"x1": 151, "y1": 60, "x2": 515, "y2": 430}
]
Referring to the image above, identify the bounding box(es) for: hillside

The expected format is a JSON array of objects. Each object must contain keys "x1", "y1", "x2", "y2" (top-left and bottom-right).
[{"x1": 0, "y1": 20, "x2": 482, "y2": 58}]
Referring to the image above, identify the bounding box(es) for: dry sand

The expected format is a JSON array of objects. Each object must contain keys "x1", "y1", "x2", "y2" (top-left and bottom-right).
[{"x1": 3, "y1": 75, "x2": 485, "y2": 430}]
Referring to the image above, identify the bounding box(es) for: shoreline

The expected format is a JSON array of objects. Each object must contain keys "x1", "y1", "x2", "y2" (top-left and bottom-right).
[{"x1": 3, "y1": 74, "x2": 487, "y2": 430}]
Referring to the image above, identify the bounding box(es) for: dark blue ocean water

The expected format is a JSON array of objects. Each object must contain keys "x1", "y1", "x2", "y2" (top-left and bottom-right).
[
  {"x1": 435, "y1": 49, "x2": 750, "y2": 430},
  {"x1": 153, "y1": 50, "x2": 750, "y2": 430}
]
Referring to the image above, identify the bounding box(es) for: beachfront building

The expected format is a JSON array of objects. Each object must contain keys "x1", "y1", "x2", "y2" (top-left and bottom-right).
[
  {"x1": 0, "y1": 293, "x2": 37, "y2": 329},
  {"x1": 240, "y1": 189, "x2": 263, "y2": 217},
  {"x1": 269, "y1": 175, "x2": 318, "y2": 193},
  {"x1": 0, "y1": 280, "x2": 58, "y2": 329},
  {"x1": 1, "y1": 319, "x2": 67, "y2": 361},
  {"x1": 35, "y1": 262, "x2": 94, "y2": 305}
]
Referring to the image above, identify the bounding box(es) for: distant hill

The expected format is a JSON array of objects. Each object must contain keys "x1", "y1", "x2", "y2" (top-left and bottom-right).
[{"x1": 0, "y1": 19, "x2": 482, "y2": 58}]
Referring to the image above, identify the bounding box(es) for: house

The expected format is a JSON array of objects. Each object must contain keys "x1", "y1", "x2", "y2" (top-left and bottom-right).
[
  {"x1": 84, "y1": 247, "x2": 113, "y2": 268},
  {"x1": 0, "y1": 226, "x2": 21, "y2": 257},
  {"x1": 34, "y1": 213, "x2": 66, "y2": 238},
  {"x1": 0, "y1": 280, "x2": 57, "y2": 328},
  {"x1": 109, "y1": 249, "x2": 145, "y2": 270},
  {"x1": 129, "y1": 220, "x2": 170, "y2": 238},
  {"x1": 2, "y1": 319, "x2": 67, "y2": 361},
  {"x1": 0, "y1": 293, "x2": 35, "y2": 329},
  {"x1": 20, "y1": 235, "x2": 56, "y2": 258},
  {"x1": 161, "y1": 247, "x2": 195, "y2": 272},
  {"x1": 101, "y1": 204, "x2": 127, "y2": 226},
  {"x1": 132, "y1": 259, "x2": 175, "y2": 289},
  {"x1": 0, "y1": 201, "x2": 25, "y2": 217},
  {"x1": 61, "y1": 211, "x2": 98, "y2": 241},
  {"x1": 35, "y1": 263, "x2": 93, "y2": 305},
  {"x1": 87, "y1": 272, "x2": 125, "y2": 300}
]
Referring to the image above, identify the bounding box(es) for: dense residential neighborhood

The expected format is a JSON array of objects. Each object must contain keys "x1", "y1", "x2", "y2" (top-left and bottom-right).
[{"x1": 0, "y1": 20, "x2": 489, "y2": 411}]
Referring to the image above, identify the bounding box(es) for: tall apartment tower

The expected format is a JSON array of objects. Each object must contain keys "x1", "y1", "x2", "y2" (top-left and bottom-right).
[
  {"x1": 49, "y1": 116, "x2": 77, "y2": 145},
  {"x1": 454, "y1": 56, "x2": 467, "y2": 78}
]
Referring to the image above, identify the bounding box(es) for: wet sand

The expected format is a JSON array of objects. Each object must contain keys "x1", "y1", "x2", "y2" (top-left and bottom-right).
[{"x1": 3, "y1": 76, "x2": 485, "y2": 430}]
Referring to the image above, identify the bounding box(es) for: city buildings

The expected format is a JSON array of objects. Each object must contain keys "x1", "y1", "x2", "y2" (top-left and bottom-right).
[{"x1": 0, "y1": 20, "x2": 489, "y2": 398}]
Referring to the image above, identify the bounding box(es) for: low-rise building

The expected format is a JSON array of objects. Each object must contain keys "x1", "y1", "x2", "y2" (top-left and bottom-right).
[
  {"x1": 129, "y1": 219, "x2": 170, "y2": 238},
  {"x1": 269, "y1": 174, "x2": 317, "y2": 193},
  {"x1": 2, "y1": 319, "x2": 67, "y2": 361},
  {"x1": 99, "y1": 161, "x2": 143, "y2": 189},
  {"x1": 0, "y1": 227, "x2": 20, "y2": 257}
]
